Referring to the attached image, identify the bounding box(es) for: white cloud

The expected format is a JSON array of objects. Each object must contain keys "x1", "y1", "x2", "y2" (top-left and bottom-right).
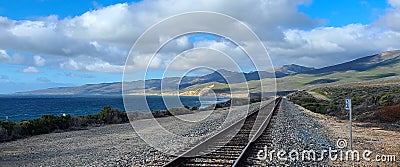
[
  {"x1": 388, "y1": 0, "x2": 400, "y2": 8},
  {"x1": 176, "y1": 36, "x2": 190, "y2": 48},
  {"x1": 89, "y1": 41, "x2": 101, "y2": 50},
  {"x1": 60, "y1": 57, "x2": 124, "y2": 73},
  {"x1": 60, "y1": 59, "x2": 80, "y2": 70},
  {"x1": 0, "y1": 0, "x2": 399, "y2": 74},
  {"x1": 131, "y1": 53, "x2": 163, "y2": 70},
  {"x1": 33, "y1": 55, "x2": 46, "y2": 66},
  {"x1": 376, "y1": 0, "x2": 400, "y2": 31},
  {"x1": 268, "y1": 24, "x2": 400, "y2": 67},
  {"x1": 0, "y1": 49, "x2": 26, "y2": 65},
  {"x1": 0, "y1": 49, "x2": 10, "y2": 60},
  {"x1": 166, "y1": 48, "x2": 243, "y2": 72},
  {"x1": 85, "y1": 61, "x2": 124, "y2": 73},
  {"x1": 21, "y1": 66, "x2": 40, "y2": 73},
  {"x1": 0, "y1": 0, "x2": 315, "y2": 73}
]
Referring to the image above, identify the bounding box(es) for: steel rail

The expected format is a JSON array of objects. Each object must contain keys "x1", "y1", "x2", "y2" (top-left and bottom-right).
[
  {"x1": 232, "y1": 97, "x2": 282, "y2": 167},
  {"x1": 163, "y1": 97, "x2": 281, "y2": 167}
]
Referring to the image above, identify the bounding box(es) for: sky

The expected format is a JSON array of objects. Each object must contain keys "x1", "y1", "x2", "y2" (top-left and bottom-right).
[{"x1": 0, "y1": 0, "x2": 400, "y2": 94}]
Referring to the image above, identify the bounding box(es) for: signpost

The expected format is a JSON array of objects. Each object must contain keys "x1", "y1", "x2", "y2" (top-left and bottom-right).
[{"x1": 345, "y1": 99, "x2": 352, "y2": 150}]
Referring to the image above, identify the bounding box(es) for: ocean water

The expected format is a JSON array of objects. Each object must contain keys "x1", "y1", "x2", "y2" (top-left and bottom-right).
[{"x1": 0, "y1": 95, "x2": 229, "y2": 122}]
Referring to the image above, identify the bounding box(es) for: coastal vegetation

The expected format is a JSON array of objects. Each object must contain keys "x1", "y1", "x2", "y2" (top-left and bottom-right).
[
  {"x1": 288, "y1": 80, "x2": 400, "y2": 124},
  {"x1": 0, "y1": 106, "x2": 128, "y2": 142}
]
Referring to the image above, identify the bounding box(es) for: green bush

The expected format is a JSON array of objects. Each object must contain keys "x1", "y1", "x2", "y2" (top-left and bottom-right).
[
  {"x1": 0, "y1": 106, "x2": 128, "y2": 142},
  {"x1": 250, "y1": 97, "x2": 261, "y2": 103},
  {"x1": 0, "y1": 121, "x2": 16, "y2": 136},
  {"x1": 167, "y1": 107, "x2": 193, "y2": 115},
  {"x1": 379, "y1": 93, "x2": 394, "y2": 106},
  {"x1": 27, "y1": 114, "x2": 72, "y2": 135},
  {"x1": 191, "y1": 106, "x2": 199, "y2": 110},
  {"x1": 352, "y1": 95, "x2": 367, "y2": 105},
  {"x1": 288, "y1": 91, "x2": 333, "y2": 114},
  {"x1": 99, "y1": 106, "x2": 128, "y2": 124}
]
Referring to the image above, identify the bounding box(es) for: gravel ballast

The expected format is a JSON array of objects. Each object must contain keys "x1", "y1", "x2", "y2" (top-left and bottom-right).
[{"x1": 252, "y1": 98, "x2": 335, "y2": 166}]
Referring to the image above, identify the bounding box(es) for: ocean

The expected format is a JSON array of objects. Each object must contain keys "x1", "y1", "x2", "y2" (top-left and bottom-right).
[{"x1": 0, "y1": 95, "x2": 229, "y2": 122}]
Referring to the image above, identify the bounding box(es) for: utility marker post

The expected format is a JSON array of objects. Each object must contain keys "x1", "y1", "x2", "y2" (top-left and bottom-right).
[{"x1": 345, "y1": 99, "x2": 352, "y2": 150}]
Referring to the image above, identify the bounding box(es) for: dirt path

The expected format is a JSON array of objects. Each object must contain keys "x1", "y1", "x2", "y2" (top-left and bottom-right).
[{"x1": 308, "y1": 91, "x2": 332, "y2": 101}]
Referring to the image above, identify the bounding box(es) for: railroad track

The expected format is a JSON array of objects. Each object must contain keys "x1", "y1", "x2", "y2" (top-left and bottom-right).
[
  {"x1": 163, "y1": 97, "x2": 282, "y2": 167},
  {"x1": 233, "y1": 98, "x2": 280, "y2": 166}
]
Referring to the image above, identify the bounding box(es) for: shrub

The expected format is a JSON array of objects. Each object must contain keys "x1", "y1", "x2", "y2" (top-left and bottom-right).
[
  {"x1": 167, "y1": 107, "x2": 192, "y2": 115},
  {"x1": 352, "y1": 95, "x2": 367, "y2": 105},
  {"x1": 28, "y1": 114, "x2": 72, "y2": 135},
  {"x1": 215, "y1": 100, "x2": 232, "y2": 108},
  {"x1": 0, "y1": 106, "x2": 128, "y2": 142},
  {"x1": 288, "y1": 91, "x2": 333, "y2": 114},
  {"x1": 379, "y1": 93, "x2": 394, "y2": 106},
  {"x1": 250, "y1": 97, "x2": 261, "y2": 103},
  {"x1": 86, "y1": 106, "x2": 128, "y2": 124},
  {"x1": 0, "y1": 121, "x2": 16, "y2": 136},
  {"x1": 83, "y1": 106, "x2": 128, "y2": 125},
  {"x1": 0, "y1": 125, "x2": 9, "y2": 141}
]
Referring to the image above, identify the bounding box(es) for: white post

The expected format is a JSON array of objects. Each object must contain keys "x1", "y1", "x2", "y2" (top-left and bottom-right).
[
  {"x1": 345, "y1": 99, "x2": 352, "y2": 150},
  {"x1": 349, "y1": 104, "x2": 352, "y2": 150}
]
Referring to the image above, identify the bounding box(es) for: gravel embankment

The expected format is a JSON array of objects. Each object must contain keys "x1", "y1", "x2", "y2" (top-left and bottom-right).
[
  {"x1": 0, "y1": 100, "x2": 272, "y2": 167},
  {"x1": 254, "y1": 98, "x2": 335, "y2": 166}
]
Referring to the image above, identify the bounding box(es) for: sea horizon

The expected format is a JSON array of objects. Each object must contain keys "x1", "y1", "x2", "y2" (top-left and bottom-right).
[{"x1": 0, "y1": 94, "x2": 229, "y2": 122}]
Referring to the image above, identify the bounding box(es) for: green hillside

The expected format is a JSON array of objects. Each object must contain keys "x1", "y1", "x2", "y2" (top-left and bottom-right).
[{"x1": 185, "y1": 60, "x2": 400, "y2": 95}]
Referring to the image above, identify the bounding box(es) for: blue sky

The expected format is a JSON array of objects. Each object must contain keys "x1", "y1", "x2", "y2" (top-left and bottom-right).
[
  {"x1": 0, "y1": 0, "x2": 389, "y2": 26},
  {"x1": 298, "y1": 0, "x2": 389, "y2": 26},
  {"x1": 0, "y1": 0, "x2": 138, "y2": 20},
  {"x1": 0, "y1": 0, "x2": 399, "y2": 94}
]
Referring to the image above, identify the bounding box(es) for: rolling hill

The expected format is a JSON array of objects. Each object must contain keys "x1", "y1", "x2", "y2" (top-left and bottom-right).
[
  {"x1": 274, "y1": 64, "x2": 315, "y2": 75},
  {"x1": 17, "y1": 50, "x2": 400, "y2": 95},
  {"x1": 305, "y1": 50, "x2": 400, "y2": 74}
]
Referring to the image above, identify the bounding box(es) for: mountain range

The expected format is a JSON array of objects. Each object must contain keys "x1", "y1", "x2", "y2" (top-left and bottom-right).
[{"x1": 17, "y1": 50, "x2": 400, "y2": 95}]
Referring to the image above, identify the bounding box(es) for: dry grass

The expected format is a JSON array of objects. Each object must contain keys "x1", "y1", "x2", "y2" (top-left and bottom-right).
[{"x1": 374, "y1": 104, "x2": 400, "y2": 123}]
